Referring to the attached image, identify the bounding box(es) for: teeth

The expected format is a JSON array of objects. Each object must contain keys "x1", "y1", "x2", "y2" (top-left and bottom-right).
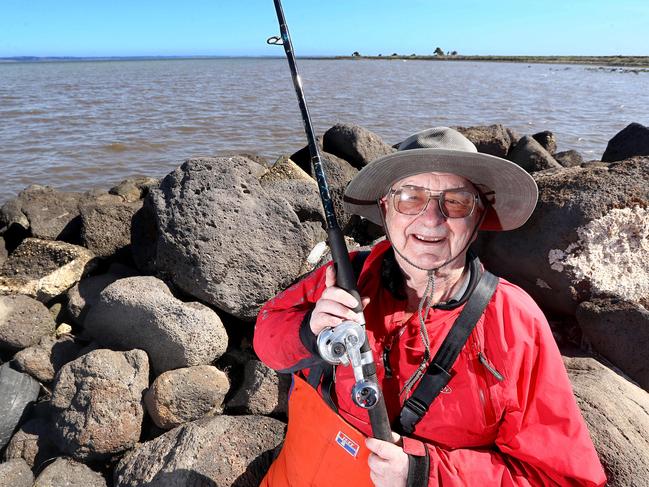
[{"x1": 415, "y1": 235, "x2": 443, "y2": 242}]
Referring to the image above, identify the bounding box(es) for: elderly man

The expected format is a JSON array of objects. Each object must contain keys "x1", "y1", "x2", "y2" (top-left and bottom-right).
[{"x1": 254, "y1": 127, "x2": 606, "y2": 486}]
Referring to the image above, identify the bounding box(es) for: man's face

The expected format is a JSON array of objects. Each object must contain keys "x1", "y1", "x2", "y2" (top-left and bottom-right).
[{"x1": 380, "y1": 172, "x2": 482, "y2": 271}]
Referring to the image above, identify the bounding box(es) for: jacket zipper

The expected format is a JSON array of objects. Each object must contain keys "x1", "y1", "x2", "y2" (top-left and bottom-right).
[{"x1": 470, "y1": 333, "x2": 501, "y2": 425}]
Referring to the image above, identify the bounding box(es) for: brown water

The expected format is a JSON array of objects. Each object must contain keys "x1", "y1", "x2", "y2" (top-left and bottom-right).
[{"x1": 1, "y1": 58, "x2": 647, "y2": 203}]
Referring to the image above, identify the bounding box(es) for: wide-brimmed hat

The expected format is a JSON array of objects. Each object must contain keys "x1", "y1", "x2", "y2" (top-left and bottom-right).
[{"x1": 343, "y1": 127, "x2": 538, "y2": 231}]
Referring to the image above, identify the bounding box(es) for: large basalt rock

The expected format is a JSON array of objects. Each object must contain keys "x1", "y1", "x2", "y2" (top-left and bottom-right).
[
  {"x1": 555, "y1": 149, "x2": 584, "y2": 167},
  {"x1": 0, "y1": 363, "x2": 40, "y2": 451},
  {"x1": 109, "y1": 176, "x2": 159, "y2": 202},
  {"x1": 576, "y1": 299, "x2": 649, "y2": 391},
  {"x1": 454, "y1": 124, "x2": 512, "y2": 158},
  {"x1": 323, "y1": 123, "x2": 395, "y2": 169},
  {"x1": 565, "y1": 356, "x2": 649, "y2": 487},
  {"x1": 226, "y1": 359, "x2": 290, "y2": 416},
  {"x1": 4, "y1": 418, "x2": 60, "y2": 471},
  {"x1": 66, "y1": 262, "x2": 137, "y2": 326},
  {"x1": 0, "y1": 238, "x2": 97, "y2": 302},
  {"x1": 144, "y1": 365, "x2": 230, "y2": 430},
  {"x1": 0, "y1": 237, "x2": 7, "y2": 267},
  {"x1": 602, "y1": 122, "x2": 649, "y2": 162},
  {"x1": 12, "y1": 334, "x2": 84, "y2": 382},
  {"x1": 114, "y1": 414, "x2": 285, "y2": 487},
  {"x1": 33, "y1": 457, "x2": 107, "y2": 487},
  {"x1": 508, "y1": 135, "x2": 562, "y2": 172},
  {"x1": 0, "y1": 295, "x2": 55, "y2": 352},
  {"x1": 51, "y1": 348, "x2": 149, "y2": 461},
  {"x1": 150, "y1": 156, "x2": 315, "y2": 321},
  {"x1": 0, "y1": 459, "x2": 33, "y2": 487},
  {"x1": 80, "y1": 200, "x2": 143, "y2": 258},
  {"x1": 84, "y1": 276, "x2": 228, "y2": 374},
  {"x1": 532, "y1": 130, "x2": 557, "y2": 154},
  {"x1": 477, "y1": 157, "x2": 649, "y2": 316}
]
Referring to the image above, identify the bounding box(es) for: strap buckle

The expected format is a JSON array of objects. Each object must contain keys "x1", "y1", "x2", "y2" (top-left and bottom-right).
[{"x1": 399, "y1": 396, "x2": 428, "y2": 434}]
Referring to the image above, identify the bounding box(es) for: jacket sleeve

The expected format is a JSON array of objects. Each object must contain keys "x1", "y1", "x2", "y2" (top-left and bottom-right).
[
  {"x1": 403, "y1": 295, "x2": 606, "y2": 487},
  {"x1": 253, "y1": 262, "x2": 331, "y2": 373}
]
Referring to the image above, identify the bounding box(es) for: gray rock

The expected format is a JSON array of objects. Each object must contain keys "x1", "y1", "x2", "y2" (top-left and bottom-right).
[
  {"x1": 0, "y1": 238, "x2": 97, "y2": 302},
  {"x1": 0, "y1": 198, "x2": 29, "y2": 233},
  {"x1": 12, "y1": 334, "x2": 84, "y2": 382},
  {"x1": 34, "y1": 457, "x2": 107, "y2": 487},
  {"x1": 565, "y1": 356, "x2": 649, "y2": 487},
  {"x1": 0, "y1": 458, "x2": 33, "y2": 487},
  {"x1": 477, "y1": 157, "x2": 649, "y2": 316},
  {"x1": 289, "y1": 136, "x2": 324, "y2": 174},
  {"x1": 555, "y1": 149, "x2": 584, "y2": 167},
  {"x1": 0, "y1": 363, "x2": 40, "y2": 451},
  {"x1": 226, "y1": 359, "x2": 290, "y2": 416},
  {"x1": 114, "y1": 414, "x2": 285, "y2": 487},
  {"x1": 532, "y1": 130, "x2": 557, "y2": 154},
  {"x1": 109, "y1": 176, "x2": 159, "y2": 202},
  {"x1": 66, "y1": 262, "x2": 137, "y2": 326},
  {"x1": 51, "y1": 348, "x2": 149, "y2": 461},
  {"x1": 150, "y1": 156, "x2": 315, "y2": 321},
  {"x1": 0, "y1": 237, "x2": 6, "y2": 267},
  {"x1": 323, "y1": 123, "x2": 395, "y2": 169},
  {"x1": 84, "y1": 276, "x2": 228, "y2": 374},
  {"x1": 129, "y1": 198, "x2": 158, "y2": 273},
  {"x1": 576, "y1": 299, "x2": 649, "y2": 391},
  {"x1": 455, "y1": 124, "x2": 513, "y2": 157},
  {"x1": 79, "y1": 200, "x2": 143, "y2": 258},
  {"x1": 144, "y1": 365, "x2": 230, "y2": 429},
  {"x1": 259, "y1": 155, "x2": 314, "y2": 185},
  {"x1": 602, "y1": 122, "x2": 649, "y2": 162},
  {"x1": 4, "y1": 418, "x2": 59, "y2": 471},
  {"x1": 508, "y1": 135, "x2": 562, "y2": 172},
  {"x1": 0, "y1": 295, "x2": 55, "y2": 352}
]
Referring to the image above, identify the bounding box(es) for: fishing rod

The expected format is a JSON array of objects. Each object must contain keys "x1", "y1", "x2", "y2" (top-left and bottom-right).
[{"x1": 267, "y1": 0, "x2": 392, "y2": 442}]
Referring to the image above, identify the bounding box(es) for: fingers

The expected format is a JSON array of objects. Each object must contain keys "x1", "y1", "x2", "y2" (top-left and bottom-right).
[
  {"x1": 366, "y1": 436, "x2": 409, "y2": 487},
  {"x1": 324, "y1": 264, "x2": 336, "y2": 288},
  {"x1": 366, "y1": 437, "x2": 403, "y2": 461}
]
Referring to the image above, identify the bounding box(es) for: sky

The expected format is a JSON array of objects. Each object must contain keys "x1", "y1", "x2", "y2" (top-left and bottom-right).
[{"x1": 1, "y1": 0, "x2": 647, "y2": 58}]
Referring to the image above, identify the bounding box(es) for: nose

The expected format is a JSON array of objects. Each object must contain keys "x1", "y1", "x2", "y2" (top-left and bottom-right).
[{"x1": 417, "y1": 197, "x2": 446, "y2": 224}]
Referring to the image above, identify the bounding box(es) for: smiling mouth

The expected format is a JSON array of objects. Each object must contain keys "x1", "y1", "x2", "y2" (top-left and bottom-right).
[{"x1": 413, "y1": 234, "x2": 445, "y2": 243}]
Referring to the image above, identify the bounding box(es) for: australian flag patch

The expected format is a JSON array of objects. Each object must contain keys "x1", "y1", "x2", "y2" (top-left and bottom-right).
[{"x1": 335, "y1": 431, "x2": 360, "y2": 458}]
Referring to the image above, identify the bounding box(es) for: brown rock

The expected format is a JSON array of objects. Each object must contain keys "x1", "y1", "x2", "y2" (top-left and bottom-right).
[
  {"x1": 34, "y1": 457, "x2": 107, "y2": 487},
  {"x1": 555, "y1": 149, "x2": 584, "y2": 167},
  {"x1": 532, "y1": 130, "x2": 557, "y2": 154},
  {"x1": 0, "y1": 458, "x2": 33, "y2": 487},
  {"x1": 226, "y1": 359, "x2": 290, "y2": 416},
  {"x1": 144, "y1": 365, "x2": 230, "y2": 429},
  {"x1": 4, "y1": 418, "x2": 59, "y2": 471},
  {"x1": 109, "y1": 176, "x2": 159, "y2": 202},
  {"x1": 323, "y1": 123, "x2": 395, "y2": 169},
  {"x1": 0, "y1": 295, "x2": 55, "y2": 352},
  {"x1": 12, "y1": 334, "x2": 83, "y2": 382},
  {"x1": 455, "y1": 124, "x2": 512, "y2": 157},
  {"x1": 79, "y1": 200, "x2": 143, "y2": 258},
  {"x1": 508, "y1": 135, "x2": 562, "y2": 172}
]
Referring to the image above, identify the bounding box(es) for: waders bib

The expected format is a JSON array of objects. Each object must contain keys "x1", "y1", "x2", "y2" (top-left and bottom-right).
[{"x1": 261, "y1": 374, "x2": 373, "y2": 487}]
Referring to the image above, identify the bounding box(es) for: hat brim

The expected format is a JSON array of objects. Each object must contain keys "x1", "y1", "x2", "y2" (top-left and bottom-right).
[{"x1": 343, "y1": 148, "x2": 538, "y2": 231}]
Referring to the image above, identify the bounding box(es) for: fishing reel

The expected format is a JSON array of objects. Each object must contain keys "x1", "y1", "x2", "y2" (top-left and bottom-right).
[{"x1": 317, "y1": 321, "x2": 381, "y2": 409}]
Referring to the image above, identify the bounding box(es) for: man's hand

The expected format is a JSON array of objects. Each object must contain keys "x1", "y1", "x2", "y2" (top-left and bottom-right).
[
  {"x1": 309, "y1": 265, "x2": 370, "y2": 335},
  {"x1": 366, "y1": 433, "x2": 409, "y2": 487}
]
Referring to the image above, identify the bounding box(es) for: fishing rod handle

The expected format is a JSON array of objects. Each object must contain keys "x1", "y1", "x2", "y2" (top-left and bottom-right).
[{"x1": 327, "y1": 226, "x2": 363, "y2": 314}]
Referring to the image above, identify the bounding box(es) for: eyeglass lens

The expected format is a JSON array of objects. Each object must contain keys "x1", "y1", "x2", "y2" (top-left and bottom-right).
[{"x1": 393, "y1": 186, "x2": 475, "y2": 218}]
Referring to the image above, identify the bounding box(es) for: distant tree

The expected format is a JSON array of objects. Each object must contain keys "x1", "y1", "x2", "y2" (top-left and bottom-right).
[
  {"x1": 391, "y1": 52, "x2": 398, "y2": 57},
  {"x1": 434, "y1": 47, "x2": 444, "y2": 56},
  {"x1": 410, "y1": 53, "x2": 416, "y2": 57},
  {"x1": 451, "y1": 50, "x2": 458, "y2": 56},
  {"x1": 352, "y1": 51, "x2": 361, "y2": 57},
  {"x1": 378, "y1": 53, "x2": 382, "y2": 57}
]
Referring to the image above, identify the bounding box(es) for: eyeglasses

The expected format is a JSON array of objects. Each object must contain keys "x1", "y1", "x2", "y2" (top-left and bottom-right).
[{"x1": 387, "y1": 185, "x2": 479, "y2": 218}]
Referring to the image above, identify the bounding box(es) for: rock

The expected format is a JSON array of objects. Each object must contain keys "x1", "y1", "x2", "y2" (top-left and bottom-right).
[
  {"x1": 555, "y1": 149, "x2": 584, "y2": 167},
  {"x1": 84, "y1": 276, "x2": 228, "y2": 374},
  {"x1": 33, "y1": 457, "x2": 107, "y2": 487},
  {"x1": 51, "y1": 348, "x2": 149, "y2": 461},
  {"x1": 114, "y1": 414, "x2": 285, "y2": 487},
  {"x1": 67, "y1": 262, "x2": 137, "y2": 326},
  {"x1": 144, "y1": 365, "x2": 230, "y2": 429},
  {"x1": 508, "y1": 135, "x2": 562, "y2": 172},
  {"x1": 565, "y1": 356, "x2": 649, "y2": 487},
  {"x1": 226, "y1": 360, "x2": 290, "y2": 416},
  {"x1": 289, "y1": 135, "x2": 324, "y2": 174},
  {"x1": 15, "y1": 185, "x2": 84, "y2": 242},
  {"x1": 0, "y1": 237, "x2": 6, "y2": 267},
  {"x1": 0, "y1": 238, "x2": 97, "y2": 302},
  {"x1": 129, "y1": 198, "x2": 158, "y2": 273},
  {"x1": 0, "y1": 458, "x2": 33, "y2": 487},
  {"x1": 532, "y1": 130, "x2": 557, "y2": 154},
  {"x1": 79, "y1": 200, "x2": 143, "y2": 258},
  {"x1": 0, "y1": 295, "x2": 55, "y2": 352},
  {"x1": 0, "y1": 198, "x2": 29, "y2": 233},
  {"x1": 477, "y1": 157, "x2": 649, "y2": 316},
  {"x1": 109, "y1": 176, "x2": 159, "y2": 202},
  {"x1": 323, "y1": 123, "x2": 395, "y2": 169},
  {"x1": 4, "y1": 418, "x2": 59, "y2": 471},
  {"x1": 259, "y1": 155, "x2": 315, "y2": 185},
  {"x1": 150, "y1": 156, "x2": 315, "y2": 321},
  {"x1": 12, "y1": 334, "x2": 84, "y2": 382},
  {"x1": 602, "y1": 122, "x2": 649, "y2": 162},
  {"x1": 0, "y1": 363, "x2": 40, "y2": 451},
  {"x1": 47, "y1": 301, "x2": 65, "y2": 323},
  {"x1": 576, "y1": 299, "x2": 649, "y2": 391},
  {"x1": 454, "y1": 124, "x2": 513, "y2": 158}
]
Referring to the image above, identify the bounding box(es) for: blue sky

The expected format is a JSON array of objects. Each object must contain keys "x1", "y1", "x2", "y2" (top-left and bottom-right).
[{"x1": 1, "y1": 0, "x2": 647, "y2": 57}]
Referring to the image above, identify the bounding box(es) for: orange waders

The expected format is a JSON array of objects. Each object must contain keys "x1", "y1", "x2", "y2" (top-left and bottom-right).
[{"x1": 261, "y1": 374, "x2": 374, "y2": 487}]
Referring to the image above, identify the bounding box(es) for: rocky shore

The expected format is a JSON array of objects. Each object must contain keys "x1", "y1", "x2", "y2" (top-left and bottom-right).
[{"x1": 1, "y1": 121, "x2": 648, "y2": 486}]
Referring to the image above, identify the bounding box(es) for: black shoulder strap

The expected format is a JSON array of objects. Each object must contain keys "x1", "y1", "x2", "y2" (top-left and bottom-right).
[{"x1": 399, "y1": 271, "x2": 499, "y2": 435}]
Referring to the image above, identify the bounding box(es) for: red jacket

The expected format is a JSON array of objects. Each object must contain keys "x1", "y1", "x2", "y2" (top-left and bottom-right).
[{"x1": 254, "y1": 240, "x2": 606, "y2": 486}]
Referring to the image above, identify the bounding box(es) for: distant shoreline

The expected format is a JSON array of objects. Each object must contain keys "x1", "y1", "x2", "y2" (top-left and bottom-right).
[{"x1": 1, "y1": 55, "x2": 648, "y2": 68}]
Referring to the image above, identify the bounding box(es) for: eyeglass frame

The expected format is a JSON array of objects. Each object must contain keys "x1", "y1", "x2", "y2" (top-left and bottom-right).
[{"x1": 383, "y1": 185, "x2": 482, "y2": 219}]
